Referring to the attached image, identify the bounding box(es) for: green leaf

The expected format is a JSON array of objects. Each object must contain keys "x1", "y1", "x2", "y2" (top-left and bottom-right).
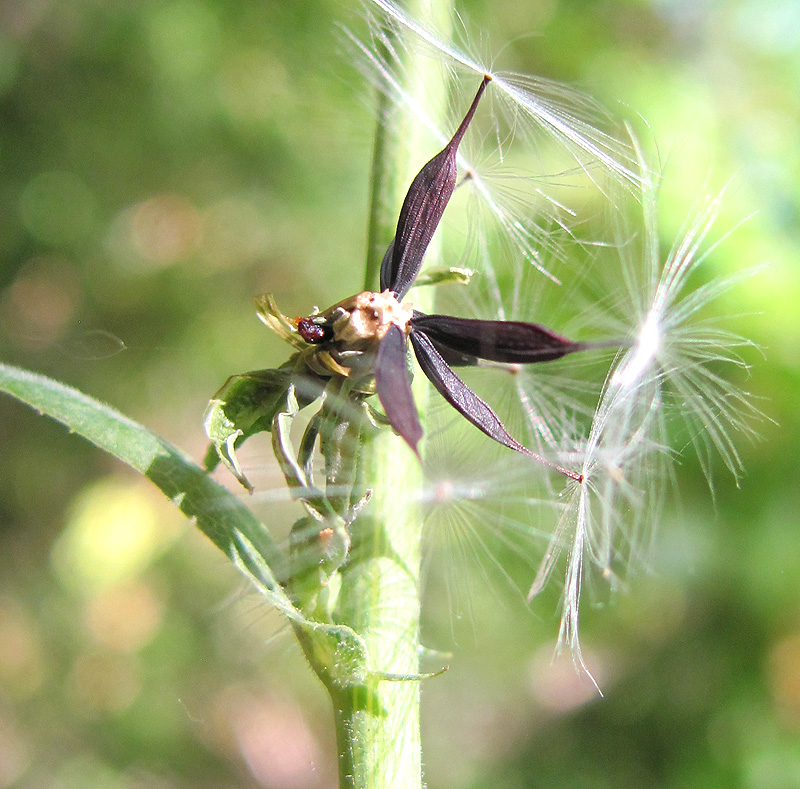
[
  {"x1": 0, "y1": 362, "x2": 287, "y2": 581},
  {"x1": 411, "y1": 266, "x2": 474, "y2": 288},
  {"x1": 204, "y1": 366, "x2": 327, "y2": 492},
  {"x1": 204, "y1": 368, "x2": 294, "y2": 491}
]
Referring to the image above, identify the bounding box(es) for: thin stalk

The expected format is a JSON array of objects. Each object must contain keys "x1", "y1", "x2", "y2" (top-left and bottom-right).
[{"x1": 331, "y1": 1, "x2": 456, "y2": 787}]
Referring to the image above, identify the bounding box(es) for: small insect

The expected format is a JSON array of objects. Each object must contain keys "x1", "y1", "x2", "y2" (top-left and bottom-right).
[
  {"x1": 296, "y1": 317, "x2": 332, "y2": 345},
  {"x1": 284, "y1": 75, "x2": 617, "y2": 481}
]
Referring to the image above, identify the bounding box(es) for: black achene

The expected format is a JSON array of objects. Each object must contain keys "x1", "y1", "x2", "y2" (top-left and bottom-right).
[{"x1": 289, "y1": 76, "x2": 619, "y2": 482}]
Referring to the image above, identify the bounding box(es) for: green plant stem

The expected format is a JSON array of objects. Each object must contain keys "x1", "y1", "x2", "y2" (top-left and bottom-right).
[{"x1": 331, "y1": 2, "x2": 456, "y2": 787}]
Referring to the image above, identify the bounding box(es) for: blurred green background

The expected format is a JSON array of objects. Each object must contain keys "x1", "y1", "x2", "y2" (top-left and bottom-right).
[{"x1": 0, "y1": 0, "x2": 796, "y2": 787}]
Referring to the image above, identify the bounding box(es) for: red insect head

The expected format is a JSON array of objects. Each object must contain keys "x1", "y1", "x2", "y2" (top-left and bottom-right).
[{"x1": 296, "y1": 317, "x2": 331, "y2": 345}]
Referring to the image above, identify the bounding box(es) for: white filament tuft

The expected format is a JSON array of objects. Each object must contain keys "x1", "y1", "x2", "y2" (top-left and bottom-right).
[
  {"x1": 360, "y1": 0, "x2": 641, "y2": 187},
  {"x1": 343, "y1": 0, "x2": 759, "y2": 681},
  {"x1": 529, "y1": 164, "x2": 761, "y2": 672},
  {"x1": 612, "y1": 308, "x2": 661, "y2": 388}
]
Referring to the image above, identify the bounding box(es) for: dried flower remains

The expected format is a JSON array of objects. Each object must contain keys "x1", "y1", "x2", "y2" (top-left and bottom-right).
[
  {"x1": 301, "y1": 77, "x2": 625, "y2": 480},
  {"x1": 207, "y1": 76, "x2": 624, "y2": 492}
]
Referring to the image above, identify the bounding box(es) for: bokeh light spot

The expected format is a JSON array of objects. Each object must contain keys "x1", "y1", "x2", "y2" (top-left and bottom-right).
[
  {"x1": 67, "y1": 651, "x2": 141, "y2": 716},
  {"x1": 85, "y1": 582, "x2": 165, "y2": 653},
  {"x1": 146, "y1": 0, "x2": 221, "y2": 81},
  {"x1": 0, "y1": 711, "x2": 30, "y2": 788},
  {"x1": 51, "y1": 478, "x2": 181, "y2": 594},
  {"x1": 202, "y1": 196, "x2": 272, "y2": 269},
  {"x1": 127, "y1": 194, "x2": 202, "y2": 267},
  {"x1": 18, "y1": 171, "x2": 97, "y2": 247},
  {"x1": 0, "y1": 256, "x2": 81, "y2": 350},
  {"x1": 768, "y1": 632, "x2": 800, "y2": 727},
  {"x1": 211, "y1": 687, "x2": 329, "y2": 789},
  {"x1": 217, "y1": 49, "x2": 289, "y2": 125},
  {"x1": 0, "y1": 596, "x2": 45, "y2": 697},
  {"x1": 734, "y1": 0, "x2": 800, "y2": 54},
  {"x1": 527, "y1": 645, "x2": 609, "y2": 712}
]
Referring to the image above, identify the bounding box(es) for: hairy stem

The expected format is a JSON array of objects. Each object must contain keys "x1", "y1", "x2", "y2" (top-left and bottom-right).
[{"x1": 332, "y1": 2, "x2": 455, "y2": 787}]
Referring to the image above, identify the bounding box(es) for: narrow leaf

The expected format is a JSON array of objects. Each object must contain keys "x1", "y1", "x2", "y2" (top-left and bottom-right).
[
  {"x1": 410, "y1": 266, "x2": 475, "y2": 288},
  {"x1": 375, "y1": 324, "x2": 422, "y2": 455},
  {"x1": 0, "y1": 362, "x2": 288, "y2": 578},
  {"x1": 381, "y1": 76, "x2": 490, "y2": 298}
]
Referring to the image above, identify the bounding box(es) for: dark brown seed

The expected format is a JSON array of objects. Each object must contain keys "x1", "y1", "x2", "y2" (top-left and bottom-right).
[
  {"x1": 375, "y1": 323, "x2": 422, "y2": 456},
  {"x1": 410, "y1": 312, "x2": 583, "y2": 363},
  {"x1": 381, "y1": 77, "x2": 491, "y2": 298},
  {"x1": 410, "y1": 327, "x2": 581, "y2": 480}
]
